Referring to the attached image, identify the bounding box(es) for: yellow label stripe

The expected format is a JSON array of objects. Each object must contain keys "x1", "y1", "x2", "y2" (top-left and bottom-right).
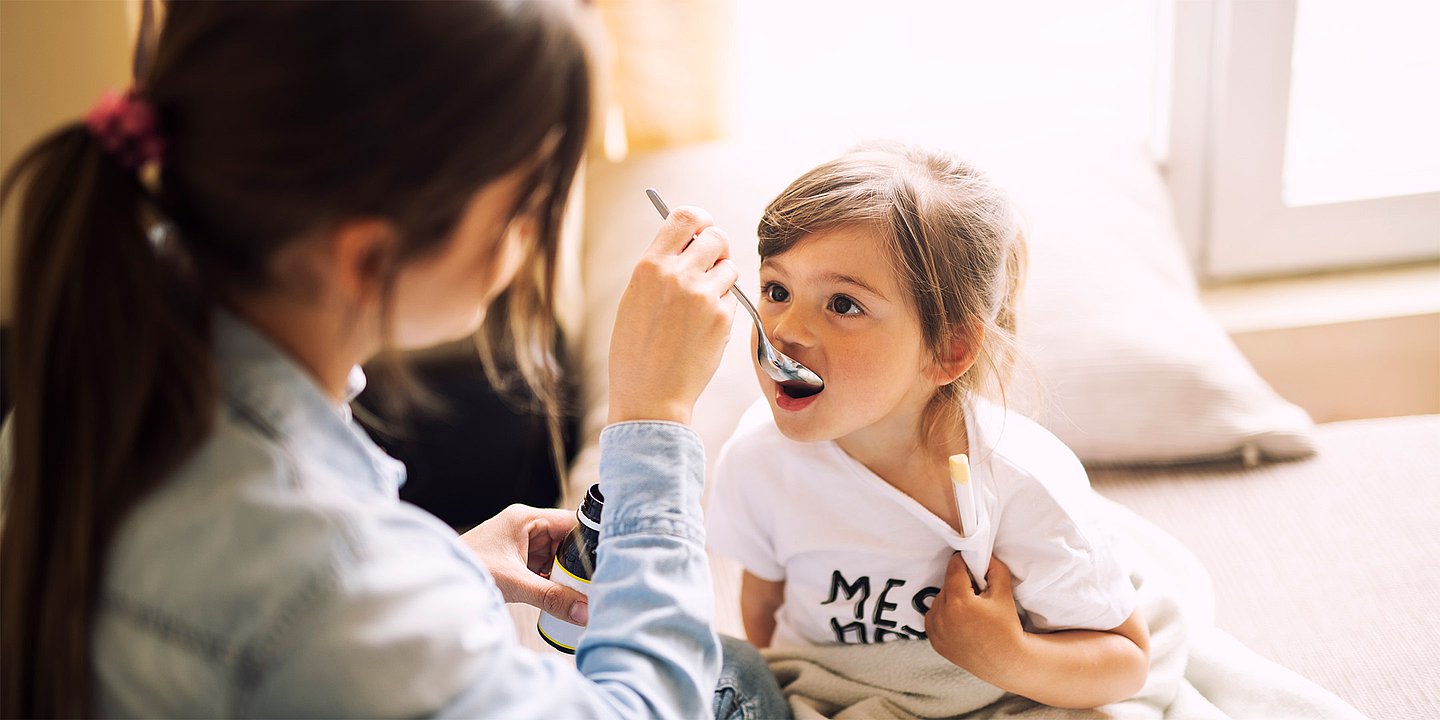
[
  {"x1": 555, "y1": 560, "x2": 592, "y2": 586},
  {"x1": 536, "y1": 622, "x2": 577, "y2": 652}
]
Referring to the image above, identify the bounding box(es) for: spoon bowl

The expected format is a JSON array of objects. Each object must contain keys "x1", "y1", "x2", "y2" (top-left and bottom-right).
[{"x1": 646, "y1": 188, "x2": 825, "y2": 398}]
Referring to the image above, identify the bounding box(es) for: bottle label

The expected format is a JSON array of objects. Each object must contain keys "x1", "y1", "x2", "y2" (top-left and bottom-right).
[{"x1": 536, "y1": 557, "x2": 589, "y2": 653}]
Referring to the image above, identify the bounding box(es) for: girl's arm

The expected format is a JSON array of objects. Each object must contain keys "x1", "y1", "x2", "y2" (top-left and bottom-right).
[
  {"x1": 926, "y1": 553, "x2": 1149, "y2": 709},
  {"x1": 739, "y1": 571, "x2": 786, "y2": 648}
]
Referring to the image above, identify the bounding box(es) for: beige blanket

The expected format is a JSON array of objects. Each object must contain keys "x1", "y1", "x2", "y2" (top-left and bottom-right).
[{"x1": 763, "y1": 498, "x2": 1364, "y2": 720}]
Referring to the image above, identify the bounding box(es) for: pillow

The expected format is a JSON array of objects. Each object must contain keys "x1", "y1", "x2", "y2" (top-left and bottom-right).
[
  {"x1": 569, "y1": 138, "x2": 1315, "y2": 496},
  {"x1": 983, "y1": 142, "x2": 1317, "y2": 466}
]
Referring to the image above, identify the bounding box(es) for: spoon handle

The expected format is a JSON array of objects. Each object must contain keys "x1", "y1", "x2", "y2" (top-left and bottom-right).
[
  {"x1": 645, "y1": 188, "x2": 672, "y2": 219},
  {"x1": 729, "y1": 285, "x2": 765, "y2": 329}
]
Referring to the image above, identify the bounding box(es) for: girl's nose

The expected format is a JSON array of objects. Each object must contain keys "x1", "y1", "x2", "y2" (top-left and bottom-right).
[{"x1": 767, "y1": 304, "x2": 816, "y2": 351}]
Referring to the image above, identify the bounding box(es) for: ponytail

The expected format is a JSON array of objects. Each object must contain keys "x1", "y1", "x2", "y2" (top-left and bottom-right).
[
  {"x1": 1, "y1": 124, "x2": 216, "y2": 717},
  {"x1": 3, "y1": 1, "x2": 594, "y2": 713}
]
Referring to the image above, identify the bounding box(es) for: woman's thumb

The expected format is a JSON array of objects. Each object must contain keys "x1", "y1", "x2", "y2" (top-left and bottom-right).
[{"x1": 515, "y1": 573, "x2": 589, "y2": 625}]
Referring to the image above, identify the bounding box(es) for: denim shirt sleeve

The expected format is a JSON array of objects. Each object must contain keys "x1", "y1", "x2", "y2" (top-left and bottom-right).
[{"x1": 242, "y1": 421, "x2": 720, "y2": 719}]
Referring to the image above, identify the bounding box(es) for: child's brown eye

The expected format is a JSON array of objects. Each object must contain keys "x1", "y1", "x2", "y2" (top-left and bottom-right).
[
  {"x1": 763, "y1": 283, "x2": 789, "y2": 303},
  {"x1": 830, "y1": 295, "x2": 862, "y2": 316}
]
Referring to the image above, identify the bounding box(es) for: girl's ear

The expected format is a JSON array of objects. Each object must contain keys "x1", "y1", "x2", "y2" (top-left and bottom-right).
[
  {"x1": 927, "y1": 327, "x2": 984, "y2": 386},
  {"x1": 329, "y1": 218, "x2": 400, "y2": 302}
]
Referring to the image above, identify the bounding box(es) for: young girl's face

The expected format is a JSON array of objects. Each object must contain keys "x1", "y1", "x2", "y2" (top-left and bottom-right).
[{"x1": 757, "y1": 226, "x2": 942, "y2": 446}]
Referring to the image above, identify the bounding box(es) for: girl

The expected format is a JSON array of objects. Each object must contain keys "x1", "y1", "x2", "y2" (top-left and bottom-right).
[
  {"x1": 707, "y1": 143, "x2": 1151, "y2": 709},
  {"x1": 1, "y1": 2, "x2": 786, "y2": 718}
]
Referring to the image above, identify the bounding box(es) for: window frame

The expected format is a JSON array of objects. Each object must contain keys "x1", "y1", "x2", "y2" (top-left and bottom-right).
[{"x1": 1162, "y1": 0, "x2": 1440, "y2": 281}]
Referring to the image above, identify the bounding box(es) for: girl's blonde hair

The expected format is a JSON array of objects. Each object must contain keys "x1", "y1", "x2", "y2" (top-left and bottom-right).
[{"x1": 757, "y1": 142, "x2": 1027, "y2": 446}]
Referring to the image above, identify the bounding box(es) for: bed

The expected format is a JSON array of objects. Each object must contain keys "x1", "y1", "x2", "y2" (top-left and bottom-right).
[
  {"x1": 1090, "y1": 415, "x2": 1439, "y2": 719},
  {"x1": 514, "y1": 137, "x2": 1437, "y2": 719}
]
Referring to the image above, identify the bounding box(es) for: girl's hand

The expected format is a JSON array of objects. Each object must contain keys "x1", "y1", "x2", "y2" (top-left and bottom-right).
[
  {"x1": 608, "y1": 205, "x2": 737, "y2": 425},
  {"x1": 460, "y1": 504, "x2": 590, "y2": 626},
  {"x1": 929, "y1": 553, "x2": 1152, "y2": 707},
  {"x1": 925, "y1": 553, "x2": 1026, "y2": 681}
]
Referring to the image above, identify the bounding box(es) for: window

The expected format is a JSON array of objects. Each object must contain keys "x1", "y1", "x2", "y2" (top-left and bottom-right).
[
  {"x1": 734, "y1": 1, "x2": 1160, "y2": 160},
  {"x1": 733, "y1": 0, "x2": 1438, "y2": 282},
  {"x1": 1163, "y1": 0, "x2": 1440, "y2": 280},
  {"x1": 1284, "y1": 0, "x2": 1440, "y2": 206}
]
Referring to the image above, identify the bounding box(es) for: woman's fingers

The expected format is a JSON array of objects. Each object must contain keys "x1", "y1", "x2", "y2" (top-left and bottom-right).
[
  {"x1": 650, "y1": 205, "x2": 715, "y2": 255},
  {"x1": 608, "y1": 207, "x2": 736, "y2": 425},
  {"x1": 682, "y1": 224, "x2": 730, "y2": 270},
  {"x1": 459, "y1": 504, "x2": 590, "y2": 625},
  {"x1": 497, "y1": 565, "x2": 591, "y2": 626},
  {"x1": 524, "y1": 507, "x2": 578, "y2": 574},
  {"x1": 705, "y1": 258, "x2": 740, "y2": 298}
]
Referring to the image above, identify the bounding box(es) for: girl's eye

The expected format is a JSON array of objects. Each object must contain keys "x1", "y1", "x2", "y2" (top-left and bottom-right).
[
  {"x1": 830, "y1": 295, "x2": 863, "y2": 316},
  {"x1": 762, "y1": 283, "x2": 790, "y2": 303}
]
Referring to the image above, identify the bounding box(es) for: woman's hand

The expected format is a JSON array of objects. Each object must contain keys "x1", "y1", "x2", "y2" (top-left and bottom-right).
[
  {"x1": 925, "y1": 553, "x2": 1026, "y2": 681},
  {"x1": 460, "y1": 504, "x2": 590, "y2": 626},
  {"x1": 608, "y1": 205, "x2": 737, "y2": 425}
]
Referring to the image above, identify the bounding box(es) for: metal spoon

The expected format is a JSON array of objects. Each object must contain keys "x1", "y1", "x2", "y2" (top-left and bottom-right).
[{"x1": 646, "y1": 188, "x2": 825, "y2": 398}]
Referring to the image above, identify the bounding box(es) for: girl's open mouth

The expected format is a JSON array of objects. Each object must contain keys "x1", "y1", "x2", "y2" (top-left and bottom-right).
[{"x1": 775, "y1": 381, "x2": 823, "y2": 411}]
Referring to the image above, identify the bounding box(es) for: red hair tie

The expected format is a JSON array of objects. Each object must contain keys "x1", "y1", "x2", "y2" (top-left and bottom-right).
[{"x1": 85, "y1": 89, "x2": 164, "y2": 170}]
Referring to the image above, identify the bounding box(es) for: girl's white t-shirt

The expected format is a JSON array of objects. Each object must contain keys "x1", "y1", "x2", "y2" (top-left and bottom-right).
[{"x1": 707, "y1": 397, "x2": 1137, "y2": 648}]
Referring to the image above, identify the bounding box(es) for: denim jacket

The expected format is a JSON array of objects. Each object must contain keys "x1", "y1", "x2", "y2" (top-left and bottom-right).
[{"x1": 70, "y1": 312, "x2": 721, "y2": 717}]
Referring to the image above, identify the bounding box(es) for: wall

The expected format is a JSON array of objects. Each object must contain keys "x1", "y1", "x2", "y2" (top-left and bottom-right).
[
  {"x1": 1203, "y1": 262, "x2": 1440, "y2": 422},
  {"x1": 0, "y1": 0, "x2": 132, "y2": 324},
  {"x1": 1232, "y1": 313, "x2": 1440, "y2": 423}
]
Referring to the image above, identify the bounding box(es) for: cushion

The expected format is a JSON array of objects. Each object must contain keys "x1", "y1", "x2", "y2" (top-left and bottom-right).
[
  {"x1": 570, "y1": 137, "x2": 1315, "y2": 495},
  {"x1": 984, "y1": 141, "x2": 1317, "y2": 466}
]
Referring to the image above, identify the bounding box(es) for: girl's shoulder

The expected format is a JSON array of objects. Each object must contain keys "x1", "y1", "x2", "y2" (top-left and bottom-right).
[{"x1": 967, "y1": 396, "x2": 1089, "y2": 498}]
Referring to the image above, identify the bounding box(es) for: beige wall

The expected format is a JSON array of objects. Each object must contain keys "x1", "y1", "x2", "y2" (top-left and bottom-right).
[
  {"x1": 1203, "y1": 262, "x2": 1440, "y2": 423},
  {"x1": 1, "y1": 0, "x2": 133, "y2": 324},
  {"x1": 1231, "y1": 313, "x2": 1440, "y2": 424}
]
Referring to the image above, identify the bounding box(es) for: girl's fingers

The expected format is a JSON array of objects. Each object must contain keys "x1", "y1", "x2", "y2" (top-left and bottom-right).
[
  {"x1": 941, "y1": 552, "x2": 979, "y2": 600},
  {"x1": 981, "y1": 556, "x2": 1013, "y2": 598}
]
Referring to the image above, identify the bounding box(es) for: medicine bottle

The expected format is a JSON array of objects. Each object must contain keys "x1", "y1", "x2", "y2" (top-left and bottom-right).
[{"x1": 536, "y1": 483, "x2": 603, "y2": 653}]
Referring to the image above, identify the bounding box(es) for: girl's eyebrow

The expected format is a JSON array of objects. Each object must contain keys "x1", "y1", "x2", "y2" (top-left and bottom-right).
[
  {"x1": 762, "y1": 258, "x2": 888, "y2": 300},
  {"x1": 825, "y1": 272, "x2": 886, "y2": 300}
]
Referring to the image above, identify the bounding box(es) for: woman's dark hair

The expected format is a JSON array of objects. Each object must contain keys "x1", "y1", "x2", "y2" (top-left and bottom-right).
[{"x1": 0, "y1": 2, "x2": 591, "y2": 716}]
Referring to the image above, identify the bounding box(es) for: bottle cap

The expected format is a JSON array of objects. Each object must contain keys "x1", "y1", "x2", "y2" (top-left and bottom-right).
[{"x1": 578, "y1": 483, "x2": 604, "y2": 530}]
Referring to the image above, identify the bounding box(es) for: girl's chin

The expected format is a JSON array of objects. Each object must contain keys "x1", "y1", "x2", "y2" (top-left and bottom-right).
[
  {"x1": 769, "y1": 396, "x2": 837, "y2": 443},
  {"x1": 771, "y1": 419, "x2": 839, "y2": 444}
]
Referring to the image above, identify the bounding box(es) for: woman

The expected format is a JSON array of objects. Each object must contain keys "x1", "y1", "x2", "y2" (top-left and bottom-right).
[{"x1": 0, "y1": 2, "x2": 786, "y2": 717}]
